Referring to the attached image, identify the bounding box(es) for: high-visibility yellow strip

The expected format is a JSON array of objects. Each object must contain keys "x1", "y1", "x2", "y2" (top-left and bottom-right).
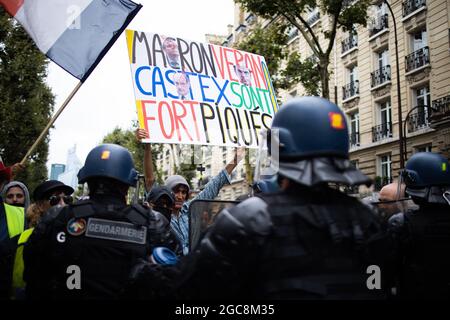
[
  {"x1": 262, "y1": 61, "x2": 278, "y2": 113},
  {"x1": 443, "y1": 162, "x2": 447, "y2": 172}
]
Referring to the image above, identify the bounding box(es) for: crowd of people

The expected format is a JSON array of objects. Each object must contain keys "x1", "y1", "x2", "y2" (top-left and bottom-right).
[{"x1": 0, "y1": 96, "x2": 449, "y2": 300}]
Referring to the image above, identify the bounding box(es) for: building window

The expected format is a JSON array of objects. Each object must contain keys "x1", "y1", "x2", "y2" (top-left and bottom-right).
[
  {"x1": 402, "y1": 0, "x2": 427, "y2": 18},
  {"x1": 409, "y1": 85, "x2": 430, "y2": 132},
  {"x1": 306, "y1": 7, "x2": 320, "y2": 26},
  {"x1": 406, "y1": 28, "x2": 429, "y2": 72},
  {"x1": 376, "y1": 154, "x2": 392, "y2": 189},
  {"x1": 349, "y1": 112, "x2": 360, "y2": 147},
  {"x1": 343, "y1": 66, "x2": 359, "y2": 100},
  {"x1": 373, "y1": 100, "x2": 392, "y2": 142},
  {"x1": 341, "y1": 27, "x2": 358, "y2": 54},
  {"x1": 371, "y1": 49, "x2": 391, "y2": 87},
  {"x1": 369, "y1": 3, "x2": 389, "y2": 37},
  {"x1": 415, "y1": 144, "x2": 432, "y2": 153}
]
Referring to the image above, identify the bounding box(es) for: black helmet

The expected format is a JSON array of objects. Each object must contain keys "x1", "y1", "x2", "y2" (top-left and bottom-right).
[
  {"x1": 267, "y1": 96, "x2": 371, "y2": 187},
  {"x1": 252, "y1": 176, "x2": 279, "y2": 194},
  {"x1": 269, "y1": 96, "x2": 349, "y2": 160},
  {"x1": 78, "y1": 144, "x2": 138, "y2": 187},
  {"x1": 402, "y1": 152, "x2": 450, "y2": 204}
]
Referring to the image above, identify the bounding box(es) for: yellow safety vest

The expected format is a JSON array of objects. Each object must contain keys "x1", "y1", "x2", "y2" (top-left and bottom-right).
[
  {"x1": 4, "y1": 203, "x2": 25, "y2": 238},
  {"x1": 11, "y1": 228, "x2": 34, "y2": 299}
]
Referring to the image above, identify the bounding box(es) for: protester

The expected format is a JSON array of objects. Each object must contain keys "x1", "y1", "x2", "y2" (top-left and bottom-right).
[
  {"x1": 11, "y1": 180, "x2": 74, "y2": 300},
  {"x1": 2, "y1": 181, "x2": 31, "y2": 212},
  {"x1": 136, "y1": 128, "x2": 244, "y2": 255},
  {"x1": 389, "y1": 152, "x2": 450, "y2": 299},
  {"x1": 371, "y1": 182, "x2": 414, "y2": 222},
  {"x1": 26, "y1": 180, "x2": 74, "y2": 228},
  {"x1": 23, "y1": 144, "x2": 178, "y2": 299},
  {"x1": 145, "y1": 185, "x2": 175, "y2": 222},
  {"x1": 0, "y1": 158, "x2": 25, "y2": 299}
]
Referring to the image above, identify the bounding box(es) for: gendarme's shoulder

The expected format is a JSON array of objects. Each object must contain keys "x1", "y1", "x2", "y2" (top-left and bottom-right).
[{"x1": 226, "y1": 196, "x2": 272, "y2": 236}]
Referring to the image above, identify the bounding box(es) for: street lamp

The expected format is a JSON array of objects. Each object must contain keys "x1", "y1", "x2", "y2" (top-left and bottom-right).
[
  {"x1": 196, "y1": 163, "x2": 205, "y2": 189},
  {"x1": 384, "y1": 0, "x2": 405, "y2": 169}
]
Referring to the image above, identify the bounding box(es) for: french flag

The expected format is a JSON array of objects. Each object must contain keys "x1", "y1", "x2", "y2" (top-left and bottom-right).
[{"x1": 0, "y1": 0, "x2": 142, "y2": 82}]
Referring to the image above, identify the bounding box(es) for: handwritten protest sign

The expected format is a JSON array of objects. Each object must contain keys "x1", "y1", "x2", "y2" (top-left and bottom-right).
[{"x1": 126, "y1": 30, "x2": 278, "y2": 148}]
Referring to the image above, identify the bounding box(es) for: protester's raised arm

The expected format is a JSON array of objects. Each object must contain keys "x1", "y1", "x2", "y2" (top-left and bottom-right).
[{"x1": 135, "y1": 128, "x2": 155, "y2": 192}]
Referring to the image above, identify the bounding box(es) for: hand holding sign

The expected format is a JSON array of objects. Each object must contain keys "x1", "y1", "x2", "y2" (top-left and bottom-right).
[{"x1": 136, "y1": 128, "x2": 149, "y2": 141}]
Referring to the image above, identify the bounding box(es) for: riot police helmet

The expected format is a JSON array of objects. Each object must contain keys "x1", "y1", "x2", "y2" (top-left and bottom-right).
[
  {"x1": 402, "y1": 152, "x2": 450, "y2": 204},
  {"x1": 267, "y1": 96, "x2": 371, "y2": 187},
  {"x1": 78, "y1": 144, "x2": 138, "y2": 187}
]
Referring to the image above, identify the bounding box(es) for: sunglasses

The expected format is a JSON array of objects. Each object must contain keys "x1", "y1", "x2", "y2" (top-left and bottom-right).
[{"x1": 49, "y1": 195, "x2": 73, "y2": 206}]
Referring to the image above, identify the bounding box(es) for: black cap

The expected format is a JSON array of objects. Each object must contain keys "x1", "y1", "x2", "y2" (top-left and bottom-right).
[
  {"x1": 33, "y1": 180, "x2": 74, "y2": 201},
  {"x1": 146, "y1": 186, "x2": 174, "y2": 205}
]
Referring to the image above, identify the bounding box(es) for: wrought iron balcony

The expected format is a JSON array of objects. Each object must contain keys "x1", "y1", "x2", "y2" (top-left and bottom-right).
[
  {"x1": 432, "y1": 95, "x2": 450, "y2": 114},
  {"x1": 307, "y1": 11, "x2": 320, "y2": 26},
  {"x1": 429, "y1": 95, "x2": 450, "y2": 126},
  {"x1": 341, "y1": 34, "x2": 358, "y2": 54},
  {"x1": 402, "y1": 0, "x2": 426, "y2": 17},
  {"x1": 349, "y1": 131, "x2": 360, "y2": 147},
  {"x1": 405, "y1": 46, "x2": 430, "y2": 72},
  {"x1": 245, "y1": 13, "x2": 256, "y2": 25},
  {"x1": 235, "y1": 24, "x2": 247, "y2": 33},
  {"x1": 287, "y1": 28, "x2": 299, "y2": 42},
  {"x1": 408, "y1": 109, "x2": 429, "y2": 132},
  {"x1": 372, "y1": 122, "x2": 392, "y2": 142},
  {"x1": 369, "y1": 14, "x2": 389, "y2": 37},
  {"x1": 342, "y1": 80, "x2": 359, "y2": 100},
  {"x1": 371, "y1": 65, "x2": 391, "y2": 88}
]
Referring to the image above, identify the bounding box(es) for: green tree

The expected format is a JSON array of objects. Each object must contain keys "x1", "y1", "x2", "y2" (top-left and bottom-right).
[
  {"x1": 0, "y1": 9, "x2": 55, "y2": 193},
  {"x1": 236, "y1": 0, "x2": 371, "y2": 98}
]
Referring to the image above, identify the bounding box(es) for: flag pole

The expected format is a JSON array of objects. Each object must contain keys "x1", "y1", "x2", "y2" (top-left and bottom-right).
[{"x1": 20, "y1": 80, "x2": 83, "y2": 165}]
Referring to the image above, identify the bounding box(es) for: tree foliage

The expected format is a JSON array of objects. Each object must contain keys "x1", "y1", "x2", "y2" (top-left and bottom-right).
[
  {"x1": 102, "y1": 127, "x2": 168, "y2": 186},
  {"x1": 0, "y1": 9, "x2": 55, "y2": 193},
  {"x1": 235, "y1": 0, "x2": 371, "y2": 98}
]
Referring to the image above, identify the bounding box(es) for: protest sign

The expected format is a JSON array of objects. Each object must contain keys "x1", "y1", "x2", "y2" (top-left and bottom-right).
[{"x1": 126, "y1": 30, "x2": 278, "y2": 148}]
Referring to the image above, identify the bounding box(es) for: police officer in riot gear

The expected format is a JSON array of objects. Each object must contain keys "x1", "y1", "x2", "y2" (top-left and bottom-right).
[
  {"x1": 169, "y1": 97, "x2": 391, "y2": 300},
  {"x1": 389, "y1": 152, "x2": 450, "y2": 299},
  {"x1": 23, "y1": 144, "x2": 177, "y2": 299}
]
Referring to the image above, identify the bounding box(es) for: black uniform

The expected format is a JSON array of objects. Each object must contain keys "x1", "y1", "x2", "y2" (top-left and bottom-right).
[
  {"x1": 175, "y1": 185, "x2": 392, "y2": 300},
  {"x1": 389, "y1": 204, "x2": 450, "y2": 299},
  {"x1": 23, "y1": 195, "x2": 177, "y2": 299}
]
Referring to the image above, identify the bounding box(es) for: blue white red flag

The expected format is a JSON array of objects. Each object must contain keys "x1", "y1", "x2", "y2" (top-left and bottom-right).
[{"x1": 0, "y1": 0, "x2": 142, "y2": 82}]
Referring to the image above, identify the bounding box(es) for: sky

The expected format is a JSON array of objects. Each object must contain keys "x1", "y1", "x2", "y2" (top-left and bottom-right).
[{"x1": 46, "y1": 0, "x2": 235, "y2": 170}]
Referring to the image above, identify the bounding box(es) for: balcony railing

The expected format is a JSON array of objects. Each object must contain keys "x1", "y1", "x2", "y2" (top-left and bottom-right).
[
  {"x1": 402, "y1": 0, "x2": 426, "y2": 17},
  {"x1": 341, "y1": 34, "x2": 358, "y2": 54},
  {"x1": 245, "y1": 13, "x2": 256, "y2": 25},
  {"x1": 342, "y1": 80, "x2": 359, "y2": 100},
  {"x1": 369, "y1": 14, "x2": 389, "y2": 37},
  {"x1": 287, "y1": 28, "x2": 299, "y2": 42},
  {"x1": 405, "y1": 46, "x2": 430, "y2": 72},
  {"x1": 235, "y1": 24, "x2": 246, "y2": 33},
  {"x1": 371, "y1": 65, "x2": 391, "y2": 88},
  {"x1": 307, "y1": 11, "x2": 320, "y2": 26},
  {"x1": 372, "y1": 122, "x2": 393, "y2": 142},
  {"x1": 432, "y1": 95, "x2": 450, "y2": 114},
  {"x1": 350, "y1": 131, "x2": 360, "y2": 147},
  {"x1": 408, "y1": 109, "x2": 429, "y2": 132}
]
